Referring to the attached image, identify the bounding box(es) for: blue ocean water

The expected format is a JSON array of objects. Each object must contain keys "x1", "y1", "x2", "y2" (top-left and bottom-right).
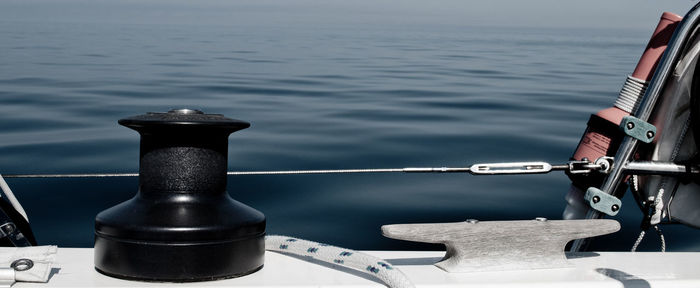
[{"x1": 1, "y1": 2, "x2": 699, "y2": 251}]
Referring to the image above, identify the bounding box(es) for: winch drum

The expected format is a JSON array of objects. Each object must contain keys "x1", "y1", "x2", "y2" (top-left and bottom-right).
[{"x1": 94, "y1": 109, "x2": 266, "y2": 282}]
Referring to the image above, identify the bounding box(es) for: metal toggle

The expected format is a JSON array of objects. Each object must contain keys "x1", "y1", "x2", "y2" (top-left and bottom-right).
[{"x1": 567, "y1": 159, "x2": 603, "y2": 174}]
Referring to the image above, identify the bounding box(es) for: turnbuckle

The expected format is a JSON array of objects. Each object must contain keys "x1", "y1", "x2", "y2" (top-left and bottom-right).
[
  {"x1": 469, "y1": 162, "x2": 553, "y2": 175},
  {"x1": 467, "y1": 158, "x2": 612, "y2": 175}
]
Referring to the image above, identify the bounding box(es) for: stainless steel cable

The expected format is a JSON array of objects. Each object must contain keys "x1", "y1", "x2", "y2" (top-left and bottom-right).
[
  {"x1": 0, "y1": 161, "x2": 616, "y2": 179},
  {"x1": 2, "y1": 168, "x2": 471, "y2": 178},
  {"x1": 227, "y1": 167, "x2": 472, "y2": 175},
  {"x1": 2, "y1": 173, "x2": 139, "y2": 178},
  {"x1": 6, "y1": 160, "x2": 697, "y2": 179}
]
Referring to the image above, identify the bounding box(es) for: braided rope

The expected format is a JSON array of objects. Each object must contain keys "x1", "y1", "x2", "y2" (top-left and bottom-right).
[
  {"x1": 265, "y1": 235, "x2": 415, "y2": 288},
  {"x1": 632, "y1": 188, "x2": 667, "y2": 252},
  {"x1": 631, "y1": 230, "x2": 645, "y2": 252},
  {"x1": 630, "y1": 175, "x2": 639, "y2": 193},
  {"x1": 655, "y1": 226, "x2": 666, "y2": 252},
  {"x1": 650, "y1": 188, "x2": 665, "y2": 225}
]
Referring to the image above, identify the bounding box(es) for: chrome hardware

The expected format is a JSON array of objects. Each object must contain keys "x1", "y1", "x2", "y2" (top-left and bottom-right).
[
  {"x1": 10, "y1": 259, "x2": 33, "y2": 271},
  {"x1": 469, "y1": 162, "x2": 553, "y2": 175},
  {"x1": 623, "y1": 161, "x2": 700, "y2": 175},
  {"x1": 0, "y1": 223, "x2": 16, "y2": 238},
  {"x1": 382, "y1": 219, "x2": 620, "y2": 272},
  {"x1": 595, "y1": 157, "x2": 615, "y2": 174},
  {"x1": 567, "y1": 160, "x2": 601, "y2": 174}
]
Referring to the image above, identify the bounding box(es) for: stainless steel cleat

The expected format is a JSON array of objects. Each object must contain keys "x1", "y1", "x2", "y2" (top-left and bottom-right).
[{"x1": 382, "y1": 219, "x2": 620, "y2": 272}]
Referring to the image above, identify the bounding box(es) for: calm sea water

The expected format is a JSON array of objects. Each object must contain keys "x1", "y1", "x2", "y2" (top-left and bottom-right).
[{"x1": 2, "y1": 2, "x2": 700, "y2": 251}]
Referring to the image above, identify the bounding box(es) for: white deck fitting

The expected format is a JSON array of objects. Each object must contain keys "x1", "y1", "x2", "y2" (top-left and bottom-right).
[{"x1": 16, "y1": 248, "x2": 700, "y2": 288}]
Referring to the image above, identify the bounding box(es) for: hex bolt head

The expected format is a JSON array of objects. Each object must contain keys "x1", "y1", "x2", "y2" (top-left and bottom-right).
[
  {"x1": 611, "y1": 204, "x2": 620, "y2": 212},
  {"x1": 592, "y1": 196, "x2": 601, "y2": 204},
  {"x1": 626, "y1": 122, "x2": 635, "y2": 130},
  {"x1": 647, "y1": 131, "x2": 655, "y2": 139}
]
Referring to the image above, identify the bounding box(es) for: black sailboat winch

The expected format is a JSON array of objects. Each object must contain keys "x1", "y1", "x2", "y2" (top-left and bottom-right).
[{"x1": 94, "y1": 109, "x2": 265, "y2": 282}]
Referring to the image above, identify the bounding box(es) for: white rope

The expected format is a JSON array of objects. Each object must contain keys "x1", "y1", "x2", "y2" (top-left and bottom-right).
[
  {"x1": 650, "y1": 188, "x2": 665, "y2": 225},
  {"x1": 631, "y1": 230, "x2": 645, "y2": 252},
  {"x1": 655, "y1": 226, "x2": 666, "y2": 252},
  {"x1": 629, "y1": 175, "x2": 645, "y2": 253},
  {"x1": 265, "y1": 235, "x2": 414, "y2": 288},
  {"x1": 631, "y1": 188, "x2": 666, "y2": 252},
  {"x1": 631, "y1": 175, "x2": 639, "y2": 193},
  {"x1": 0, "y1": 175, "x2": 28, "y2": 222}
]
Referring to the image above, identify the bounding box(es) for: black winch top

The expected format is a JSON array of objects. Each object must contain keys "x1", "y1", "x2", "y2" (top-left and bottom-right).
[{"x1": 118, "y1": 109, "x2": 250, "y2": 132}]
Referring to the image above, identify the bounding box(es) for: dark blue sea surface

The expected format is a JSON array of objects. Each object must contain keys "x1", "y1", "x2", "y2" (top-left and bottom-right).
[{"x1": 1, "y1": 1, "x2": 699, "y2": 251}]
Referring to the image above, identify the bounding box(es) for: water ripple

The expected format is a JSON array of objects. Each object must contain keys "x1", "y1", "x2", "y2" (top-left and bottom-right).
[{"x1": 2, "y1": 19, "x2": 695, "y2": 250}]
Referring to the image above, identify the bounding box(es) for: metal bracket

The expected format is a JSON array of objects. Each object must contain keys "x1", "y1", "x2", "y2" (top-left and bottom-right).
[
  {"x1": 584, "y1": 187, "x2": 622, "y2": 216},
  {"x1": 0, "y1": 208, "x2": 32, "y2": 247},
  {"x1": 0, "y1": 221, "x2": 30, "y2": 247},
  {"x1": 0, "y1": 223, "x2": 16, "y2": 239},
  {"x1": 620, "y1": 116, "x2": 656, "y2": 143}
]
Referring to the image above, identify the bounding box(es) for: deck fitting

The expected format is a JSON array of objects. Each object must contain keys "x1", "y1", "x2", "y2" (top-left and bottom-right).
[{"x1": 382, "y1": 219, "x2": 620, "y2": 272}]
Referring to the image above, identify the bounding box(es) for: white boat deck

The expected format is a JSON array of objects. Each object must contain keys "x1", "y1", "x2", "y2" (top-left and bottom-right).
[{"x1": 18, "y1": 248, "x2": 700, "y2": 288}]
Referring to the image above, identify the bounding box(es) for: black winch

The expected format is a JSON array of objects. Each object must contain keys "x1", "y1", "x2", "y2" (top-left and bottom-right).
[{"x1": 94, "y1": 109, "x2": 265, "y2": 282}]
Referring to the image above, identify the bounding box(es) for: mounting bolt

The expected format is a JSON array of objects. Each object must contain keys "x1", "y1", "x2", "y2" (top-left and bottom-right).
[
  {"x1": 592, "y1": 196, "x2": 601, "y2": 204},
  {"x1": 594, "y1": 157, "x2": 614, "y2": 174},
  {"x1": 647, "y1": 131, "x2": 655, "y2": 139},
  {"x1": 611, "y1": 204, "x2": 620, "y2": 212},
  {"x1": 626, "y1": 122, "x2": 635, "y2": 130}
]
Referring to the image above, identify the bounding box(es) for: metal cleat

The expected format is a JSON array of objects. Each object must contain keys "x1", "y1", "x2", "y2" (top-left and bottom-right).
[{"x1": 382, "y1": 219, "x2": 620, "y2": 272}]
